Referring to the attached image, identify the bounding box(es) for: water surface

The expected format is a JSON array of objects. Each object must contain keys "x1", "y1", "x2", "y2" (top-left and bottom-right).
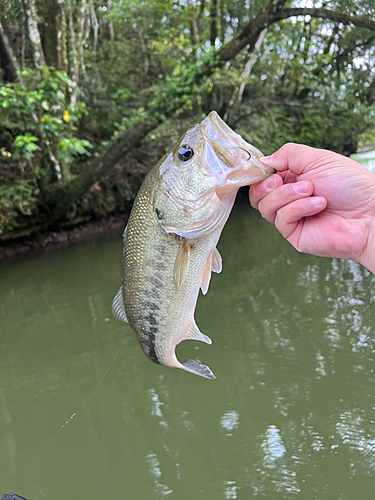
[{"x1": 1, "y1": 172, "x2": 375, "y2": 499}]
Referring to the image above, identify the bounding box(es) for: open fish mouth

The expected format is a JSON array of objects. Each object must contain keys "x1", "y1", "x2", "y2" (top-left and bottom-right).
[{"x1": 200, "y1": 111, "x2": 275, "y2": 191}]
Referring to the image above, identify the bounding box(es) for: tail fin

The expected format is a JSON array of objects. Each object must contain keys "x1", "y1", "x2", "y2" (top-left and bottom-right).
[{"x1": 180, "y1": 359, "x2": 216, "y2": 380}]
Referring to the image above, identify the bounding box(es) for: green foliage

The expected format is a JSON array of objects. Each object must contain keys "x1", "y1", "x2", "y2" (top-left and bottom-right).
[
  {"x1": 1, "y1": 0, "x2": 375, "y2": 235},
  {"x1": 57, "y1": 138, "x2": 92, "y2": 164},
  {"x1": 0, "y1": 181, "x2": 37, "y2": 234},
  {"x1": 12, "y1": 134, "x2": 41, "y2": 160},
  {"x1": 0, "y1": 66, "x2": 88, "y2": 166}
]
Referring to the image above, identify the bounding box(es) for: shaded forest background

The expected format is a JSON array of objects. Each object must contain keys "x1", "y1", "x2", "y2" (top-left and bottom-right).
[{"x1": 0, "y1": 0, "x2": 375, "y2": 240}]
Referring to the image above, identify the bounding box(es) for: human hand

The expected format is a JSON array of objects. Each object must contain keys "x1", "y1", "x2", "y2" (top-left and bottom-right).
[{"x1": 249, "y1": 143, "x2": 375, "y2": 273}]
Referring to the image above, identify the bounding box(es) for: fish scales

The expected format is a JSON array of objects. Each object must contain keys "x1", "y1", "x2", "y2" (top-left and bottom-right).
[
  {"x1": 124, "y1": 167, "x2": 220, "y2": 365},
  {"x1": 112, "y1": 111, "x2": 274, "y2": 379}
]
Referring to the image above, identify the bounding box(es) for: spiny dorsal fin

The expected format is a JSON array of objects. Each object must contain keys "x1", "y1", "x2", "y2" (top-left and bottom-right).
[
  {"x1": 111, "y1": 287, "x2": 128, "y2": 322},
  {"x1": 212, "y1": 247, "x2": 222, "y2": 273},
  {"x1": 173, "y1": 238, "x2": 192, "y2": 291},
  {"x1": 184, "y1": 320, "x2": 212, "y2": 344},
  {"x1": 181, "y1": 359, "x2": 216, "y2": 379}
]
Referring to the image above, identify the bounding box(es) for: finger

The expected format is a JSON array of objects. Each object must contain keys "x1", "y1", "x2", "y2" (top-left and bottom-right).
[
  {"x1": 258, "y1": 180, "x2": 314, "y2": 223},
  {"x1": 249, "y1": 174, "x2": 283, "y2": 210},
  {"x1": 275, "y1": 196, "x2": 328, "y2": 241},
  {"x1": 283, "y1": 171, "x2": 298, "y2": 184},
  {"x1": 259, "y1": 143, "x2": 336, "y2": 176}
]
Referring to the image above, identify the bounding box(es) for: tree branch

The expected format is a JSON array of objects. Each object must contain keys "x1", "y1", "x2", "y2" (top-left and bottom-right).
[
  {"x1": 50, "y1": 116, "x2": 160, "y2": 218},
  {"x1": 202, "y1": 5, "x2": 375, "y2": 73},
  {"x1": 202, "y1": 0, "x2": 288, "y2": 72},
  {"x1": 0, "y1": 20, "x2": 22, "y2": 77},
  {"x1": 280, "y1": 8, "x2": 375, "y2": 32}
]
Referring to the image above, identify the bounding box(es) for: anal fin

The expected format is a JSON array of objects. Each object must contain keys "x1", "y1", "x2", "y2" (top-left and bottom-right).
[
  {"x1": 212, "y1": 247, "x2": 222, "y2": 273},
  {"x1": 184, "y1": 320, "x2": 212, "y2": 344},
  {"x1": 200, "y1": 247, "x2": 222, "y2": 295},
  {"x1": 111, "y1": 287, "x2": 128, "y2": 322}
]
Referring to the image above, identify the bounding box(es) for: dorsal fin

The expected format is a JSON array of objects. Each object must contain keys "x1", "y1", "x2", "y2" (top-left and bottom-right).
[
  {"x1": 184, "y1": 319, "x2": 212, "y2": 344},
  {"x1": 111, "y1": 287, "x2": 128, "y2": 322}
]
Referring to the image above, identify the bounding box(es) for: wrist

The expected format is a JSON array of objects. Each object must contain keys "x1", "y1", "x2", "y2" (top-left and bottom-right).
[{"x1": 359, "y1": 219, "x2": 375, "y2": 274}]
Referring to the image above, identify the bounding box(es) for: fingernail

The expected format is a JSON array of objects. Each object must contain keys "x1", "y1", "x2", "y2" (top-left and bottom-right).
[
  {"x1": 312, "y1": 196, "x2": 326, "y2": 206},
  {"x1": 260, "y1": 155, "x2": 272, "y2": 165},
  {"x1": 264, "y1": 175, "x2": 277, "y2": 190},
  {"x1": 294, "y1": 181, "x2": 310, "y2": 194}
]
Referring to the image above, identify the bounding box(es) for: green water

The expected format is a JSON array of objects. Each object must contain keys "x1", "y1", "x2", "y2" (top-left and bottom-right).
[{"x1": 1, "y1": 190, "x2": 375, "y2": 498}]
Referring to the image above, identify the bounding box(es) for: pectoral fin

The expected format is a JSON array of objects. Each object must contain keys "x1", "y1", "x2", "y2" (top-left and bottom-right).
[
  {"x1": 184, "y1": 320, "x2": 212, "y2": 344},
  {"x1": 180, "y1": 359, "x2": 216, "y2": 380},
  {"x1": 111, "y1": 287, "x2": 128, "y2": 322},
  {"x1": 173, "y1": 238, "x2": 192, "y2": 291},
  {"x1": 200, "y1": 247, "x2": 222, "y2": 295}
]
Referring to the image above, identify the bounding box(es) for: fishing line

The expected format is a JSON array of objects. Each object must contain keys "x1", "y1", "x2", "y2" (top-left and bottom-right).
[{"x1": 30, "y1": 335, "x2": 128, "y2": 466}]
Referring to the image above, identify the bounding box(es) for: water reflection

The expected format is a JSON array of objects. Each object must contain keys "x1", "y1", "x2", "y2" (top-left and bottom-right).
[
  {"x1": 1, "y1": 206, "x2": 375, "y2": 498},
  {"x1": 147, "y1": 452, "x2": 172, "y2": 497},
  {"x1": 262, "y1": 425, "x2": 286, "y2": 463},
  {"x1": 220, "y1": 411, "x2": 239, "y2": 436},
  {"x1": 224, "y1": 480, "x2": 238, "y2": 499}
]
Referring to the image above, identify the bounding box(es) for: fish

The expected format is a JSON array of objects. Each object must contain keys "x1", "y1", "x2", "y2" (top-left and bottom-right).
[{"x1": 112, "y1": 111, "x2": 274, "y2": 379}]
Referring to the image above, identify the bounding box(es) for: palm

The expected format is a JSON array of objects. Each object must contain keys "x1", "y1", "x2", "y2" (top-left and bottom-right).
[{"x1": 284, "y1": 162, "x2": 375, "y2": 260}]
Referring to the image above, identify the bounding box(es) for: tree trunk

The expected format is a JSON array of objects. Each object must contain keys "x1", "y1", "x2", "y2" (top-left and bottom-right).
[
  {"x1": 41, "y1": 0, "x2": 59, "y2": 67},
  {"x1": 188, "y1": 0, "x2": 200, "y2": 46},
  {"x1": 21, "y1": 0, "x2": 47, "y2": 69},
  {"x1": 106, "y1": 0, "x2": 114, "y2": 43},
  {"x1": 0, "y1": 21, "x2": 21, "y2": 81},
  {"x1": 56, "y1": 0, "x2": 68, "y2": 71},
  {"x1": 67, "y1": 0, "x2": 87, "y2": 108},
  {"x1": 224, "y1": 29, "x2": 267, "y2": 122},
  {"x1": 210, "y1": 0, "x2": 217, "y2": 46}
]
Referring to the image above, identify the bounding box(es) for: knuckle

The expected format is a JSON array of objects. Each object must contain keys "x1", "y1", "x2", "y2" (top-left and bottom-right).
[
  {"x1": 258, "y1": 199, "x2": 275, "y2": 223},
  {"x1": 279, "y1": 142, "x2": 297, "y2": 154}
]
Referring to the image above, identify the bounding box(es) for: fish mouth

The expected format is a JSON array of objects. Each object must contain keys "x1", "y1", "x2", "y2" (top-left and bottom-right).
[{"x1": 201, "y1": 111, "x2": 275, "y2": 192}]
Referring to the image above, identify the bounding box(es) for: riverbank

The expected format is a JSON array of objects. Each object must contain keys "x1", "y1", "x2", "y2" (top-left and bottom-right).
[
  {"x1": 0, "y1": 212, "x2": 128, "y2": 261},
  {"x1": 2, "y1": 148, "x2": 374, "y2": 262}
]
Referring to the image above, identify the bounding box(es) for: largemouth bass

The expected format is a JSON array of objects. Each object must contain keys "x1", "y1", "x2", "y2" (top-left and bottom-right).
[{"x1": 112, "y1": 111, "x2": 274, "y2": 379}]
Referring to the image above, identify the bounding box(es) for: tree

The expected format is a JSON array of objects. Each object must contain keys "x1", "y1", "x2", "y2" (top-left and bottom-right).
[{"x1": 1, "y1": 0, "x2": 375, "y2": 237}]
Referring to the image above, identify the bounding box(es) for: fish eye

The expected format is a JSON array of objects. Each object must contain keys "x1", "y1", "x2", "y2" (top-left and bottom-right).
[{"x1": 177, "y1": 144, "x2": 194, "y2": 162}]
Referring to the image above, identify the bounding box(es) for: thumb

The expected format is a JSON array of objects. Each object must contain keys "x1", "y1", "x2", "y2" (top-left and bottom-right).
[{"x1": 260, "y1": 143, "x2": 334, "y2": 176}]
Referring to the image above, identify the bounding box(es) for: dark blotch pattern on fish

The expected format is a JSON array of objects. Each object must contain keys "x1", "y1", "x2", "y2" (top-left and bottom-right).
[
  {"x1": 144, "y1": 301, "x2": 160, "y2": 312},
  {"x1": 139, "y1": 326, "x2": 160, "y2": 364},
  {"x1": 145, "y1": 313, "x2": 157, "y2": 325}
]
